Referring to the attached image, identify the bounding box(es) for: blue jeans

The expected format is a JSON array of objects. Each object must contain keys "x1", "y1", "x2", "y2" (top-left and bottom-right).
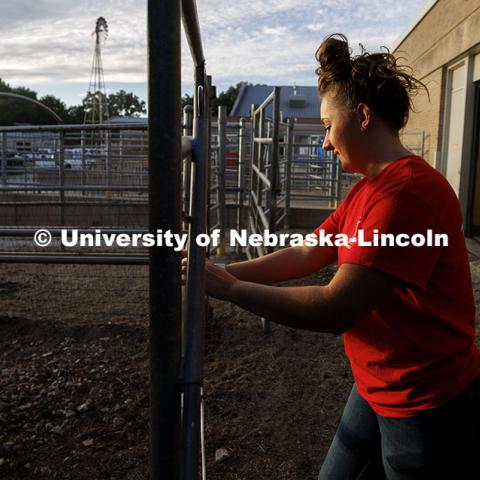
[{"x1": 318, "y1": 381, "x2": 480, "y2": 479}]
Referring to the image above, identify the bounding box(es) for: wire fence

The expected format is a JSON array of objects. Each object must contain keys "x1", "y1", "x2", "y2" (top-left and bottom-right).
[{"x1": 0, "y1": 121, "x2": 428, "y2": 248}]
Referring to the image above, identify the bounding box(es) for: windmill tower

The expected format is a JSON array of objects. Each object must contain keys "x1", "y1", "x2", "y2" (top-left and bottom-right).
[{"x1": 84, "y1": 17, "x2": 109, "y2": 124}]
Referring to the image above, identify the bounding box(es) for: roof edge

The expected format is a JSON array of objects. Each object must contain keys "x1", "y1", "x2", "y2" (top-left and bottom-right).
[
  {"x1": 391, "y1": 0, "x2": 439, "y2": 52},
  {"x1": 229, "y1": 83, "x2": 248, "y2": 117}
]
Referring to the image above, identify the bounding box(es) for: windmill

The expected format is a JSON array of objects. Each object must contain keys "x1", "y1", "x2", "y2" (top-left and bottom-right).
[{"x1": 84, "y1": 17, "x2": 109, "y2": 124}]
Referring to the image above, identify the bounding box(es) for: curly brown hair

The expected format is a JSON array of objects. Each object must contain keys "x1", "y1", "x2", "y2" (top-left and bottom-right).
[{"x1": 315, "y1": 33, "x2": 427, "y2": 131}]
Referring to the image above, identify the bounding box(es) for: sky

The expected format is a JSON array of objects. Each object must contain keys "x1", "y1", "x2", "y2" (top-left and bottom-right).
[{"x1": 0, "y1": 0, "x2": 428, "y2": 108}]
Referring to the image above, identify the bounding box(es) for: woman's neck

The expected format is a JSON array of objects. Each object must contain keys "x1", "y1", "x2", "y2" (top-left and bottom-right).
[{"x1": 362, "y1": 135, "x2": 412, "y2": 181}]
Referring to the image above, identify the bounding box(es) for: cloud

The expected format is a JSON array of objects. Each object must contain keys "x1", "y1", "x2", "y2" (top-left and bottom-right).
[
  {"x1": 307, "y1": 23, "x2": 327, "y2": 32},
  {"x1": 0, "y1": 0, "x2": 426, "y2": 104}
]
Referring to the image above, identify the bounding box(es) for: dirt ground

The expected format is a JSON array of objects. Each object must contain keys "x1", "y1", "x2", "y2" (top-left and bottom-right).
[{"x1": 0, "y1": 256, "x2": 479, "y2": 479}]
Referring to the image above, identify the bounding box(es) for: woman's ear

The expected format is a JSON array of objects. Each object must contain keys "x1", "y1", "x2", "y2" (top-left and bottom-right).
[{"x1": 356, "y1": 103, "x2": 372, "y2": 131}]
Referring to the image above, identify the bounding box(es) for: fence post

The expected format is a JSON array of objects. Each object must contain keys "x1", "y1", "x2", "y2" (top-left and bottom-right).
[
  {"x1": 257, "y1": 107, "x2": 264, "y2": 205},
  {"x1": 182, "y1": 62, "x2": 209, "y2": 480},
  {"x1": 333, "y1": 152, "x2": 342, "y2": 207},
  {"x1": 182, "y1": 104, "x2": 193, "y2": 228},
  {"x1": 236, "y1": 117, "x2": 246, "y2": 253},
  {"x1": 247, "y1": 104, "x2": 259, "y2": 260},
  {"x1": 285, "y1": 118, "x2": 294, "y2": 229},
  {"x1": 81, "y1": 129, "x2": 86, "y2": 193},
  {"x1": 59, "y1": 131, "x2": 65, "y2": 225},
  {"x1": 217, "y1": 105, "x2": 227, "y2": 254},
  {"x1": 2, "y1": 132, "x2": 7, "y2": 187},
  {"x1": 261, "y1": 88, "x2": 281, "y2": 335},
  {"x1": 119, "y1": 130, "x2": 123, "y2": 186},
  {"x1": 147, "y1": 0, "x2": 182, "y2": 478},
  {"x1": 106, "y1": 130, "x2": 112, "y2": 195},
  {"x1": 268, "y1": 87, "x2": 280, "y2": 237}
]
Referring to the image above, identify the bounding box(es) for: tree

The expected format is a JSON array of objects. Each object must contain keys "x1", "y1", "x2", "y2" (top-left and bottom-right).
[
  {"x1": 181, "y1": 93, "x2": 194, "y2": 109},
  {"x1": 40, "y1": 95, "x2": 69, "y2": 122},
  {"x1": 0, "y1": 79, "x2": 148, "y2": 125},
  {"x1": 67, "y1": 104, "x2": 85, "y2": 125},
  {"x1": 108, "y1": 90, "x2": 146, "y2": 117},
  {"x1": 13, "y1": 86, "x2": 37, "y2": 100},
  {"x1": 0, "y1": 78, "x2": 11, "y2": 93},
  {"x1": 0, "y1": 78, "x2": 67, "y2": 125}
]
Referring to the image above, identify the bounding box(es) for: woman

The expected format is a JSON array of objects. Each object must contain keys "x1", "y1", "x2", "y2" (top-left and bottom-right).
[{"x1": 200, "y1": 34, "x2": 480, "y2": 478}]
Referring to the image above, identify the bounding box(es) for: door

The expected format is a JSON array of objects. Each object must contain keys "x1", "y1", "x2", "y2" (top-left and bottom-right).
[
  {"x1": 445, "y1": 62, "x2": 467, "y2": 196},
  {"x1": 468, "y1": 82, "x2": 480, "y2": 235}
]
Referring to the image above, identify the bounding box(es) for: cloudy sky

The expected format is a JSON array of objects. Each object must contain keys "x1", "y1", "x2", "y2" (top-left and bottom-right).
[{"x1": 0, "y1": 0, "x2": 427, "y2": 107}]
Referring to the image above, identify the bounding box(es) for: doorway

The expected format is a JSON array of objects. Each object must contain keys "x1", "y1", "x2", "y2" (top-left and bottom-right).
[{"x1": 467, "y1": 81, "x2": 480, "y2": 235}]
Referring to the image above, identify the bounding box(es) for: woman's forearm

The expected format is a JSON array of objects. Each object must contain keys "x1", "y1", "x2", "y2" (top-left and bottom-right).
[{"x1": 225, "y1": 245, "x2": 336, "y2": 284}]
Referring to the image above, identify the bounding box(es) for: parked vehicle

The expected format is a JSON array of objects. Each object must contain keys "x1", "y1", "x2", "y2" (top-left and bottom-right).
[{"x1": 63, "y1": 148, "x2": 97, "y2": 169}]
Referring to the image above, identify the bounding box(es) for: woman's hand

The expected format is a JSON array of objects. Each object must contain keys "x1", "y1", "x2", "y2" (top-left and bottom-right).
[
  {"x1": 181, "y1": 251, "x2": 238, "y2": 301},
  {"x1": 204, "y1": 259, "x2": 238, "y2": 301}
]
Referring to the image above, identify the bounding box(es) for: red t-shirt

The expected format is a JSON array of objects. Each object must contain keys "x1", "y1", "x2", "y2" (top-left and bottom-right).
[{"x1": 314, "y1": 155, "x2": 480, "y2": 417}]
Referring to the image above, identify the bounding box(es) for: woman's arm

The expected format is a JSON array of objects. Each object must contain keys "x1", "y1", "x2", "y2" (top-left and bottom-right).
[
  {"x1": 225, "y1": 244, "x2": 337, "y2": 284},
  {"x1": 206, "y1": 261, "x2": 395, "y2": 334}
]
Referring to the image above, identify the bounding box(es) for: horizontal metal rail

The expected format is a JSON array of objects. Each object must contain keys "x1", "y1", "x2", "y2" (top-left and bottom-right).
[
  {"x1": 253, "y1": 90, "x2": 275, "y2": 117},
  {"x1": 0, "y1": 251, "x2": 148, "y2": 264},
  {"x1": 0, "y1": 185, "x2": 147, "y2": 191},
  {"x1": 253, "y1": 137, "x2": 273, "y2": 145},
  {"x1": 0, "y1": 123, "x2": 147, "y2": 133},
  {"x1": 0, "y1": 201, "x2": 147, "y2": 206},
  {"x1": 181, "y1": 0, "x2": 205, "y2": 67},
  {"x1": 251, "y1": 164, "x2": 271, "y2": 188},
  {"x1": 0, "y1": 228, "x2": 149, "y2": 236}
]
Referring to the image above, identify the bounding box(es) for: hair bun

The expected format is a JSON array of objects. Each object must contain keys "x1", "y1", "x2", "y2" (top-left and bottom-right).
[
  {"x1": 315, "y1": 33, "x2": 428, "y2": 131},
  {"x1": 316, "y1": 33, "x2": 352, "y2": 84}
]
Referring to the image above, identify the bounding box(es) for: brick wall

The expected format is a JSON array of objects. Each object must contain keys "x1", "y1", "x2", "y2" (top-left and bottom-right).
[{"x1": 393, "y1": 0, "x2": 480, "y2": 164}]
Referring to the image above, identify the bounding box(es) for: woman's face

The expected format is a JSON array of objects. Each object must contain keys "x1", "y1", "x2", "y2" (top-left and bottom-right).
[{"x1": 320, "y1": 92, "x2": 365, "y2": 173}]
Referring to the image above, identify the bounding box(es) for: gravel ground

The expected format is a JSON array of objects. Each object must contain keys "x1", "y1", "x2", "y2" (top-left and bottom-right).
[{"x1": 0, "y1": 256, "x2": 479, "y2": 479}]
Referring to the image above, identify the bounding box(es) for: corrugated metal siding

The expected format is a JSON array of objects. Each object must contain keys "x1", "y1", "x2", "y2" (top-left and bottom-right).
[{"x1": 230, "y1": 85, "x2": 321, "y2": 119}]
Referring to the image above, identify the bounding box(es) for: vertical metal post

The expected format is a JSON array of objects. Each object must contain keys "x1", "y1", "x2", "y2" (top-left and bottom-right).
[
  {"x1": 106, "y1": 130, "x2": 112, "y2": 192},
  {"x1": 181, "y1": 105, "x2": 193, "y2": 374},
  {"x1": 59, "y1": 131, "x2": 65, "y2": 225},
  {"x1": 217, "y1": 105, "x2": 226, "y2": 254},
  {"x1": 148, "y1": 1, "x2": 182, "y2": 479},
  {"x1": 1, "y1": 132, "x2": 7, "y2": 187},
  {"x1": 285, "y1": 119, "x2": 293, "y2": 229},
  {"x1": 250, "y1": 105, "x2": 258, "y2": 209},
  {"x1": 119, "y1": 130, "x2": 124, "y2": 186},
  {"x1": 183, "y1": 63, "x2": 208, "y2": 480},
  {"x1": 247, "y1": 104, "x2": 259, "y2": 260},
  {"x1": 257, "y1": 108, "x2": 264, "y2": 205},
  {"x1": 81, "y1": 129, "x2": 86, "y2": 191},
  {"x1": 261, "y1": 88, "x2": 281, "y2": 335},
  {"x1": 206, "y1": 74, "x2": 213, "y2": 254},
  {"x1": 335, "y1": 154, "x2": 342, "y2": 206},
  {"x1": 236, "y1": 118, "x2": 245, "y2": 253},
  {"x1": 183, "y1": 105, "x2": 193, "y2": 227},
  {"x1": 268, "y1": 87, "x2": 280, "y2": 236}
]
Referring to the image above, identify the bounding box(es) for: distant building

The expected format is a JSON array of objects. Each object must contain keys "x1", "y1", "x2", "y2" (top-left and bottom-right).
[
  {"x1": 230, "y1": 84, "x2": 321, "y2": 122},
  {"x1": 392, "y1": 0, "x2": 480, "y2": 234}
]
